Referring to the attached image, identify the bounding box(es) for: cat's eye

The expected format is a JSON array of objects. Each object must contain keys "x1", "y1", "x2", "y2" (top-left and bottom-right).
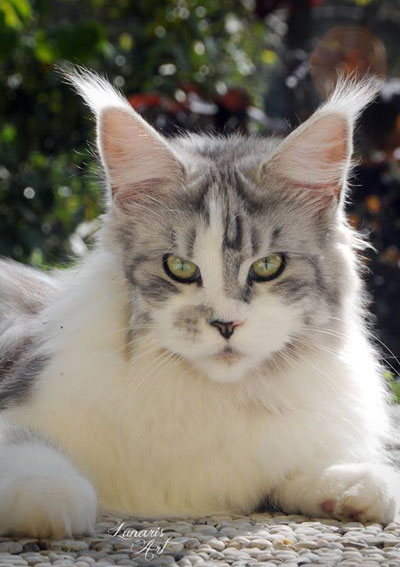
[
  {"x1": 163, "y1": 254, "x2": 200, "y2": 283},
  {"x1": 249, "y1": 253, "x2": 285, "y2": 282}
]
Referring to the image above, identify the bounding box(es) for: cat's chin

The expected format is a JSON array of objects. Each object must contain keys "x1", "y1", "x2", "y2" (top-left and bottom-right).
[{"x1": 190, "y1": 353, "x2": 258, "y2": 384}]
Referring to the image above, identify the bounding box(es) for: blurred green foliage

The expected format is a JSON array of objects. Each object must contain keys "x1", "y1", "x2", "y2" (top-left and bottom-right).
[{"x1": 385, "y1": 371, "x2": 400, "y2": 404}]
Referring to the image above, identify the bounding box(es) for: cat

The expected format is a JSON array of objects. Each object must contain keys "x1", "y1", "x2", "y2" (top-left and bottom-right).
[{"x1": 0, "y1": 67, "x2": 399, "y2": 538}]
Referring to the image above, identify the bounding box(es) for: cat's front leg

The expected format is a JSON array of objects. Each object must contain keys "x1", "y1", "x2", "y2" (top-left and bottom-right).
[
  {"x1": 274, "y1": 462, "x2": 400, "y2": 523},
  {"x1": 0, "y1": 425, "x2": 97, "y2": 537}
]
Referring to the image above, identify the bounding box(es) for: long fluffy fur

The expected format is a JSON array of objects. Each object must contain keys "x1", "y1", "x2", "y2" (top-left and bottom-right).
[{"x1": 0, "y1": 69, "x2": 398, "y2": 535}]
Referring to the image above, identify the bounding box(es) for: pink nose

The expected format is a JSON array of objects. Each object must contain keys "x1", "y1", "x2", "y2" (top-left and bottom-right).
[{"x1": 210, "y1": 320, "x2": 243, "y2": 339}]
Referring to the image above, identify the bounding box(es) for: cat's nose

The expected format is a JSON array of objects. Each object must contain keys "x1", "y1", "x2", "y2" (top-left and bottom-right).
[{"x1": 210, "y1": 320, "x2": 242, "y2": 340}]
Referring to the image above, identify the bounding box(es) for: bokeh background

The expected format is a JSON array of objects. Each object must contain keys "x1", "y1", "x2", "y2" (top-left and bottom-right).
[{"x1": 1, "y1": 0, "x2": 400, "y2": 392}]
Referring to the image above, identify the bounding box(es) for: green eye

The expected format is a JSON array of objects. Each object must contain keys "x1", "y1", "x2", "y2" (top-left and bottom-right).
[
  {"x1": 163, "y1": 254, "x2": 200, "y2": 283},
  {"x1": 249, "y1": 253, "x2": 285, "y2": 282}
]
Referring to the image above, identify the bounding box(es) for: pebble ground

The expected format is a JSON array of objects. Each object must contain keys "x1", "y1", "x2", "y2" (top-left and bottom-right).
[{"x1": 0, "y1": 511, "x2": 400, "y2": 566}]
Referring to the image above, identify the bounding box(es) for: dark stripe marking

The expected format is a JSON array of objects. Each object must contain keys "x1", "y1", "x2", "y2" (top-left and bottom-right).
[
  {"x1": 270, "y1": 227, "x2": 282, "y2": 248},
  {"x1": 251, "y1": 227, "x2": 260, "y2": 256},
  {"x1": 186, "y1": 227, "x2": 197, "y2": 258},
  {"x1": 272, "y1": 277, "x2": 312, "y2": 301},
  {"x1": 0, "y1": 349, "x2": 48, "y2": 410},
  {"x1": 137, "y1": 275, "x2": 180, "y2": 302},
  {"x1": 224, "y1": 214, "x2": 243, "y2": 251}
]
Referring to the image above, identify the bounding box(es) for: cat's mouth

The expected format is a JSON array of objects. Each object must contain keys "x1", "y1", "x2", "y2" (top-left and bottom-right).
[{"x1": 210, "y1": 346, "x2": 243, "y2": 365}]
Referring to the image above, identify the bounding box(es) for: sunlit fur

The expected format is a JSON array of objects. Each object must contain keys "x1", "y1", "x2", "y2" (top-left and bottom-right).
[{"x1": 0, "y1": 69, "x2": 399, "y2": 535}]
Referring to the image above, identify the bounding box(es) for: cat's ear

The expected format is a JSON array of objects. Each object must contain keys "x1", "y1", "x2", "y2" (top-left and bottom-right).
[
  {"x1": 98, "y1": 106, "x2": 184, "y2": 208},
  {"x1": 62, "y1": 67, "x2": 184, "y2": 210},
  {"x1": 262, "y1": 77, "x2": 379, "y2": 206}
]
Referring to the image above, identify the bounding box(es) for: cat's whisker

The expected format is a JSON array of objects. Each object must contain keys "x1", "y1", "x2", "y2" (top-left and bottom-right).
[
  {"x1": 366, "y1": 332, "x2": 400, "y2": 373},
  {"x1": 126, "y1": 348, "x2": 164, "y2": 369},
  {"x1": 302, "y1": 322, "x2": 400, "y2": 372},
  {"x1": 112, "y1": 347, "x2": 170, "y2": 397},
  {"x1": 126, "y1": 332, "x2": 160, "y2": 346},
  {"x1": 275, "y1": 347, "x2": 298, "y2": 374},
  {"x1": 324, "y1": 315, "x2": 346, "y2": 322},
  {"x1": 128, "y1": 337, "x2": 162, "y2": 355},
  {"x1": 297, "y1": 325, "x2": 347, "y2": 340},
  {"x1": 282, "y1": 342, "x2": 339, "y2": 385},
  {"x1": 133, "y1": 349, "x2": 181, "y2": 391},
  {"x1": 309, "y1": 314, "x2": 399, "y2": 366},
  {"x1": 294, "y1": 338, "x2": 342, "y2": 357},
  {"x1": 105, "y1": 323, "x2": 171, "y2": 338},
  {"x1": 125, "y1": 342, "x2": 165, "y2": 366}
]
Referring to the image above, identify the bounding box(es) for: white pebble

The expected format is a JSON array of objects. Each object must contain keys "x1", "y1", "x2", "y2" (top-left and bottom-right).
[
  {"x1": 296, "y1": 540, "x2": 319, "y2": 550},
  {"x1": 0, "y1": 542, "x2": 23, "y2": 553},
  {"x1": 249, "y1": 538, "x2": 273, "y2": 550},
  {"x1": 207, "y1": 538, "x2": 225, "y2": 551}
]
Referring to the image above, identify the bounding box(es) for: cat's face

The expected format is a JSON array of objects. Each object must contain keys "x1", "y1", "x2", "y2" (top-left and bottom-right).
[
  {"x1": 117, "y1": 139, "x2": 344, "y2": 383},
  {"x1": 68, "y1": 69, "x2": 376, "y2": 383}
]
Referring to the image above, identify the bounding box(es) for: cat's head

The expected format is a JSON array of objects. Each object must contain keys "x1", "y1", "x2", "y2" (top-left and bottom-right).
[{"x1": 67, "y1": 68, "x2": 378, "y2": 383}]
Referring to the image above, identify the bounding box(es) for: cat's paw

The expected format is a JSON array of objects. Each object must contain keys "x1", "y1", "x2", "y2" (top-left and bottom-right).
[
  {"x1": 0, "y1": 470, "x2": 97, "y2": 538},
  {"x1": 319, "y1": 463, "x2": 399, "y2": 523}
]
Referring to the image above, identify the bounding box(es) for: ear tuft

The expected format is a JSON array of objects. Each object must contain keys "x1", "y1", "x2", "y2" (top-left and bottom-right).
[
  {"x1": 321, "y1": 73, "x2": 381, "y2": 122},
  {"x1": 60, "y1": 65, "x2": 131, "y2": 117}
]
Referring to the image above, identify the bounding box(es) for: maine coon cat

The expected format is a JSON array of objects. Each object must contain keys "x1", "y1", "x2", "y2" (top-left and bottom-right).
[{"x1": 0, "y1": 68, "x2": 399, "y2": 538}]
